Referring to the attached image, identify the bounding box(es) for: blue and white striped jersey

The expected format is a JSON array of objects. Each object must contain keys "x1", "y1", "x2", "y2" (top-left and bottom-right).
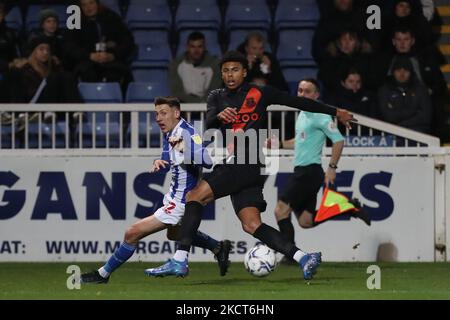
[{"x1": 160, "y1": 118, "x2": 212, "y2": 204}]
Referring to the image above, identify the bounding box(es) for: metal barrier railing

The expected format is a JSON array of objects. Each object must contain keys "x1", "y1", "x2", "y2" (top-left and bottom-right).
[{"x1": 0, "y1": 103, "x2": 441, "y2": 156}]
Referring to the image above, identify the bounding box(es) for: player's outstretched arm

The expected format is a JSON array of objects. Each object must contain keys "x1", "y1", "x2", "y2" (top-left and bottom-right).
[{"x1": 266, "y1": 86, "x2": 355, "y2": 128}]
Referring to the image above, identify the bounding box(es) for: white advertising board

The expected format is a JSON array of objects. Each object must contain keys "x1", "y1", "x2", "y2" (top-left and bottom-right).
[{"x1": 0, "y1": 156, "x2": 435, "y2": 262}]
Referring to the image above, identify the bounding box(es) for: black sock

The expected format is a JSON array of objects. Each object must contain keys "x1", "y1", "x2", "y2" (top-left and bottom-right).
[
  {"x1": 277, "y1": 216, "x2": 295, "y2": 245},
  {"x1": 253, "y1": 223, "x2": 296, "y2": 257},
  {"x1": 177, "y1": 201, "x2": 203, "y2": 251}
]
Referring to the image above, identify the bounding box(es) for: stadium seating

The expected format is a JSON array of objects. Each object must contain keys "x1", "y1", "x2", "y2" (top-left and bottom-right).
[
  {"x1": 277, "y1": 29, "x2": 316, "y2": 67},
  {"x1": 77, "y1": 83, "x2": 123, "y2": 148},
  {"x1": 225, "y1": 2, "x2": 271, "y2": 32},
  {"x1": 133, "y1": 42, "x2": 172, "y2": 68},
  {"x1": 125, "y1": 1, "x2": 172, "y2": 31},
  {"x1": 176, "y1": 29, "x2": 221, "y2": 57},
  {"x1": 132, "y1": 30, "x2": 169, "y2": 45},
  {"x1": 126, "y1": 82, "x2": 170, "y2": 103},
  {"x1": 27, "y1": 119, "x2": 67, "y2": 148},
  {"x1": 175, "y1": 2, "x2": 221, "y2": 31},
  {"x1": 132, "y1": 67, "x2": 169, "y2": 85},
  {"x1": 100, "y1": 0, "x2": 122, "y2": 16},
  {"x1": 274, "y1": 0, "x2": 320, "y2": 30},
  {"x1": 4, "y1": 6, "x2": 22, "y2": 32},
  {"x1": 126, "y1": 82, "x2": 169, "y2": 147}
]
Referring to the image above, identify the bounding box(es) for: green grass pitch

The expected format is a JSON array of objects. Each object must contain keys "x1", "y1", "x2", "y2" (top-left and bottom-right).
[{"x1": 1, "y1": 262, "x2": 450, "y2": 299}]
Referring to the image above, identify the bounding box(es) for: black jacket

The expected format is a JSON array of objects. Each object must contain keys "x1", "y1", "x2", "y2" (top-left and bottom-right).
[
  {"x1": 377, "y1": 76, "x2": 432, "y2": 133},
  {"x1": 64, "y1": 8, "x2": 135, "y2": 67},
  {"x1": 0, "y1": 22, "x2": 18, "y2": 74}
]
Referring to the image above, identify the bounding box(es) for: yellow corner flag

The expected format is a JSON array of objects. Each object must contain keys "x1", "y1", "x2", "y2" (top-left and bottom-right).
[{"x1": 314, "y1": 188, "x2": 358, "y2": 223}]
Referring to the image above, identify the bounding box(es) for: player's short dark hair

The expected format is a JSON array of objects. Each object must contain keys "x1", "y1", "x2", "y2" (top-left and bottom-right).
[
  {"x1": 187, "y1": 31, "x2": 205, "y2": 43},
  {"x1": 154, "y1": 97, "x2": 181, "y2": 109},
  {"x1": 220, "y1": 50, "x2": 248, "y2": 70},
  {"x1": 300, "y1": 78, "x2": 321, "y2": 93}
]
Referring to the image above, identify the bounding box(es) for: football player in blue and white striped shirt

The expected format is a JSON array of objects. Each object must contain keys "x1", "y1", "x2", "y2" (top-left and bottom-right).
[{"x1": 81, "y1": 97, "x2": 230, "y2": 283}]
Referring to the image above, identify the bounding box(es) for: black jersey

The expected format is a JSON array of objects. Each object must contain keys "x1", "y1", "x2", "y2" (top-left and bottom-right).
[{"x1": 205, "y1": 82, "x2": 338, "y2": 165}]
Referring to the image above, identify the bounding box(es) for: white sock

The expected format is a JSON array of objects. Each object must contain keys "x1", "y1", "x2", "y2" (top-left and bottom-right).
[
  {"x1": 173, "y1": 250, "x2": 189, "y2": 262},
  {"x1": 98, "y1": 267, "x2": 110, "y2": 278},
  {"x1": 293, "y1": 250, "x2": 306, "y2": 263}
]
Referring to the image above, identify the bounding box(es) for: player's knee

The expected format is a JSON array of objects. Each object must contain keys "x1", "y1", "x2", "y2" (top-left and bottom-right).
[
  {"x1": 241, "y1": 221, "x2": 262, "y2": 235},
  {"x1": 124, "y1": 225, "x2": 141, "y2": 244}
]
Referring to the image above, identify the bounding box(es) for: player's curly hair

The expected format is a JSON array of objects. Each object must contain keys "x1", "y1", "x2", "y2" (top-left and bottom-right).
[{"x1": 220, "y1": 51, "x2": 249, "y2": 71}]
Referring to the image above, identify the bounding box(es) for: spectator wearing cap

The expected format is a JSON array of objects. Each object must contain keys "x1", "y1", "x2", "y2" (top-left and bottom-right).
[
  {"x1": 64, "y1": 0, "x2": 135, "y2": 91},
  {"x1": 26, "y1": 9, "x2": 66, "y2": 68},
  {"x1": 377, "y1": 56, "x2": 432, "y2": 133},
  {"x1": 169, "y1": 31, "x2": 222, "y2": 103},
  {"x1": 1, "y1": 36, "x2": 81, "y2": 104}
]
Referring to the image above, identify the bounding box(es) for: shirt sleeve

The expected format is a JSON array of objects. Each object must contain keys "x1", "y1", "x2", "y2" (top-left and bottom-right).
[
  {"x1": 265, "y1": 85, "x2": 338, "y2": 116},
  {"x1": 156, "y1": 138, "x2": 171, "y2": 174},
  {"x1": 205, "y1": 89, "x2": 223, "y2": 129},
  {"x1": 317, "y1": 115, "x2": 344, "y2": 143}
]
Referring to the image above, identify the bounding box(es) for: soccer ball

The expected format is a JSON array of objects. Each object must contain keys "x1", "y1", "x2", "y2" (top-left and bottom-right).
[{"x1": 244, "y1": 243, "x2": 277, "y2": 277}]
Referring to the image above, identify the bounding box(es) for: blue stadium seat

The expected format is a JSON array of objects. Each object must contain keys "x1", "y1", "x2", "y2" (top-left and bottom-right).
[
  {"x1": 132, "y1": 67, "x2": 169, "y2": 84},
  {"x1": 132, "y1": 42, "x2": 172, "y2": 68},
  {"x1": 25, "y1": 5, "x2": 67, "y2": 31},
  {"x1": 176, "y1": 29, "x2": 221, "y2": 57},
  {"x1": 277, "y1": 29, "x2": 316, "y2": 67},
  {"x1": 227, "y1": 29, "x2": 270, "y2": 52},
  {"x1": 225, "y1": 2, "x2": 271, "y2": 32},
  {"x1": 275, "y1": 0, "x2": 320, "y2": 30},
  {"x1": 27, "y1": 120, "x2": 67, "y2": 148},
  {"x1": 126, "y1": 82, "x2": 170, "y2": 103},
  {"x1": 125, "y1": 2, "x2": 172, "y2": 31},
  {"x1": 282, "y1": 67, "x2": 318, "y2": 95},
  {"x1": 132, "y1": 30, "x2": 169, "y2": 45},
  {"x1": 100, "y1": 0, "x2": 122, "y2": 16},
  {"x1": 77, "y1": 83, "x2": 123, "y2": 148},
  {"x1": 4, "y1": 6, "x2": 22, "y2": 32},
  {"x1": 0, "y1": 124, "x2": 14, "y2": 149},
  {"x1": 126, "y1": 82, "x2": 170, "y2": 148},
  {"x1": 78, "y1": 82, "x2": 123, "y2": 103},
  {"x1": 175, "y1": 3, "x2": 221, "y2": 31}
]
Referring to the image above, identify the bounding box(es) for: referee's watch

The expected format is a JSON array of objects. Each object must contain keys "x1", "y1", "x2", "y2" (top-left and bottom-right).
[{"x1": 329, "y1": 163, "x2": 338, "y2": 169}]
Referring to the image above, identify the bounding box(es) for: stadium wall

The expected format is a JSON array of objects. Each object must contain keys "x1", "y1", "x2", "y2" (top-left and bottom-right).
[{"x1": 0, "y1": 155, "x2": 442, "y2": 262}]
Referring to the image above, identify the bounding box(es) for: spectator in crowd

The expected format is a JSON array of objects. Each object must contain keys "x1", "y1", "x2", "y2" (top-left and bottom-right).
[
  {"x1": 237, "y1": 31, "x2": 288, "y2": 92},
  {"x1": 327, "y1": 67, "x2": 377, "y2": 118},
  {"x1": 318, "y1": 29, "x2": 376, "y2": 94},
  {"x1": 26, "y1": 9, "x2": 66, "y2": 68},
  {"x1": 0, "y1": 3, "x2": 19, "y2": 78},
  {"x1": 378, "y1": 55, "x2": 432, "y2": 133},
  {"x1": 312, "y1": 0, "x2": 369, "y2": 63},
  {"x1": 1, "y1": 36, "x2": 81, "y2": 104},
  {"x1": 169, "y1": 31, "x2": 222, "y2": 103},
  {"x1": 384, "y1": 0, "x2": 434, "y2": 50},
  {"x1": 64, "y1": 0, "x2": 135, "y2": 90},
  {"x1": 375, "y1": 26, "x2": 448, "y2": 135}
]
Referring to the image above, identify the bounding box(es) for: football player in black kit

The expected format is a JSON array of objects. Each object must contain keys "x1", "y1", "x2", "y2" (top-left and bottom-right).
[{"x1": 146, "y1": 51, "x2": 355, "y2": 280}]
